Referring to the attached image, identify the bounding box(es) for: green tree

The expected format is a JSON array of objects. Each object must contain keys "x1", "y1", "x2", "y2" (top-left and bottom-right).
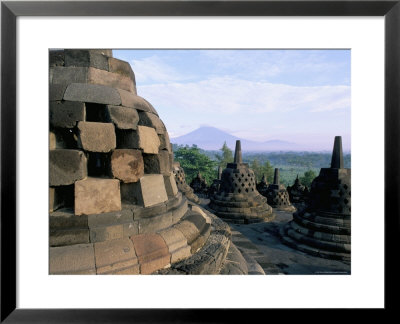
[
  {"x1": 215, "y1": 141, "x2": 233, "y2": 168},
  {"x1": 300, "y1": 170, "x2": 317, "y2": 187},
  {"x1": 174, "y1": 145, "x2": 217, "y2": 185},
  {"x1": 250, "y1": 159, "x2": 274, "y2": 183}
]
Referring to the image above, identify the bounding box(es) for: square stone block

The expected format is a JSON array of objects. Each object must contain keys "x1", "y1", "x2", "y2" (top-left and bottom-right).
[
  {"x1": 111, "y1": 149, "x2": 144, "y2": 183},
  {"x1": 50, "y1": 101, "x2": 86, "y2": 128},
  {"x1": 107, "y1": 105, "x2": 139, "y2": 130},
  {"x1": 159, "y1": 133, "x2": 172, "y2": 152},
  {"x1": 138, "y1": 212, "x2": 172, "y2": 234},
  {"x1": 50, "y1": 207, "x2": 88, "y2": 229},
  {"x1": 64, "y1": 49, "x2": 109, "y2": 70},
  {"x1": 129, "y1": 175, "x2": 168, "y2": 208},
  {"x1": 51, "y1": 66, "x2": 88, "y2": 85},
  {"x1": 143, "y1": 150, "x2": 170, "y2": 174},
  {"x1": 159, "y1": 227, "x2": 191, "y2": 263},
  {"x1": 88, "y1": 67, "x2": 135, "y2": 93},
  {"x1": 89, "y1": 224, "x2": 123, "y2": 243},
  {"x1": 50, "y1": 50, "x2": 64, "y2": 67},
  {"x1": 108, "y1": 57, "x2": 136, "y2": 80},
  {"x1": 50, "y1": 84, "x2": 67, "y2": 101},
  {"x1": 137, "y1": 126, "x2": 160, "y2": 154},
  {"x1": 50, "y1": 149, "x2": 87, "y2": 186},
  {"x1": 50, "y1": 228, "x2": 90, "y2": 247},
  {"x1": 163, "y1": 173, "x2": 178, "y2": 198},
  {"x1": 63, "y1": 83, "x2": 122, "y2": 106},
  {"x1": 75, "y1": 178, "x2": 121, "y2": 215},
  {"x1": 138, "y1": 112, "x2": 166, "y2": 135},
  {"x1": 131, "y1": 233, "x2": 170, "y2": 274},
  {"x1": 87, "y1": 207, "x2": 134, "y2": 228},
  {"x1": 94, "y1": 238, "x2": 138, "y2": 274},
  {"x1": 49, "y1": 243, "x2": 96, "y2": 274},
  {"x1": 117, "y1": 91, "x2": 150, "y2": 111},
  {"x1": 77, "y1": 121, "x2": 116, "y2": 152}
]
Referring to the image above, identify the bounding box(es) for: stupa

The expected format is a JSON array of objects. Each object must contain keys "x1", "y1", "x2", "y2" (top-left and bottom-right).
[
  {"x1": 287, "y1": 175, "x2": 308, "y2": 205},
  {"x1": 172, "y1": 162, "x2": 201, "y2": 203},
  {"x1": 280, "y1": 136, "x2": 351, "y2": 261},
  {"x1": 48, "y1": 49, "x2": 237, "y2": 274},
  {"x1": 256, "y1": 174, "x2": 269, "y2": 196},
  {"x1": 208, "y1": 141, "x2": 274, "y2": 224},
  {"x1": 263, "y1": 169, "x2": 296, "y2": 212},
  {"x1": 190, "y1": 172, "x2": 208, "y2": 196},
  {"x1": 208, "y1": 166, "x2": 222, "y2": 197}
]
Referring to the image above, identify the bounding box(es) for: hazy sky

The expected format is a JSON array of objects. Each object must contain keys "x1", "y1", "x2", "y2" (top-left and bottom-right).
[{"x1": 113, "y1": 49, "x2": 351, "y2": 151}]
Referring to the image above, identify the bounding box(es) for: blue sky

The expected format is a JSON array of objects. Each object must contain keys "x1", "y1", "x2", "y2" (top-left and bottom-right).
[{"x1": 113, "y1": 49, "x2": 351, "y2": 151}]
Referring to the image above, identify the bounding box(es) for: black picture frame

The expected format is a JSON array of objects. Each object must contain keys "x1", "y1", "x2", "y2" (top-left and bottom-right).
[{"x1": 1, "y1": 0, "x2": 398, "y2": 322}]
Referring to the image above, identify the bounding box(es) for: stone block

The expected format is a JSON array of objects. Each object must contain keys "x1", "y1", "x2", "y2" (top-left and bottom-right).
[
  {"x1": 64, "y1": 49, "x2": 109, "y2": 70},
  {"x1": 50, "y1": 208, "x2": 88, "y2": 229},
  {"x1": 164, "y1": 173, "x2": 178, "y2": 198},
  {"x1": 106, "y1": 105, "x2": 139, "y2": 130},
  {"x1": 50, "y1": 84, "x2": 67, "y2": 101},
  {"x1": 132, "y1": 203, "x2": 167, "y2": 219},
  {"x1": 143, "y1": 150, "x2": 170, "y2": 174},
  {"x1": 87, "y1": 67, "x2": 135, "y2": 92},
  {"x1": 94, "y1": 238, "x2": 139, "y2": 274},
  {"x1": 63, "y1": 83, "x2": 122, "y2": 106},
  {"x1": 108, "y1": 57, "x2": 136, "y2": 81},
  {"x1": 51, "y1": 66, "x2": 88, "y2": 85},
  {"x1": 49, "y1": 149, "x2": 87, "y2": 186},
  {"x1": 171, "y1": 199, "x2": 188, "y2": 223},
  {"x1": 117, "y1": 91, "x2": 150, "y2": 111},
  {"x1": 111, "y1": 149, "x2": 144, "y2": 183},
  {"x1": 137, "y1": 126, "x2": 160, "y2": 154},
  {"x1": 50, "y1": 50, "x2": 65, "y2": 67},
  {"x1": 50, "y1": 101, "x2": 85, "y2": 128},
  {"x1": 159, "y1": 227, "x2": 191, "y2": 263},
  {"x1": 89, "y1": 224, "x2": 124, "y2": 243},
  {"x1": 138, "y1": 212, "x2": 172, "y2": 234},
  {"x1": 49, "y1": 243, "x2": 96, "y2": 274},
  {"x1": 91, "y1": 49, "x2": 113, "y2": 57},
  {"x1": 128, "y1": 175, "x2": 168, "y2": 208},
  {"x1": 138, "y1": 112, "x2": 166, "y2": 134},
  {"x1": 191, "y1": 205, "x2": 211, "y2": 224},
  {"x1": 75, "y1": 178, "x2": 121, "y2": 215},
  {"x1": 77, "y1": 121, "x2": 116, "y2": 152},
  {"x1": 50, "y1": 228, "x2": 90, "y2": 247},
  {"x1": 49, "y1": 187, "x2": 61, "y2": 212},
  {"x1": 159, "y1": 133, "x2": 172, "y2": 152},
  {"x1": 131, "y1": 233, "x2": 171, "y2": 274},
  {"x1": 174, "y1": 221, "x2": 199, "y2": 246},
  {"x1": 87, "y1": 207, "x2": 134, "y2": 228}
]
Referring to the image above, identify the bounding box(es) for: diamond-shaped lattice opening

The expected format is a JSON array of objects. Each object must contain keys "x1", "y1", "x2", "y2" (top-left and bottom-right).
[
  {"x1": 343, "y1": 184, "x2": 348, "y2": 190},
  {"x1": 245, "y1": 188, "x2": 249, "y2": 193},
  {"x1": 238, "y1": 189, "x2": 241, "y2": 193}
]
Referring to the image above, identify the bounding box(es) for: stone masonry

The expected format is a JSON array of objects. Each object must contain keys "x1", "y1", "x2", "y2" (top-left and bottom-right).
[
  {"x1": 49, "y1": 49, "x2": 242, "y2": 275},
  {"x1": 208, "y1": 140, "x2": 274, "y2": 224},
  {"x1": 280, "y1": 136, "x2": 351, "y2": 261}
]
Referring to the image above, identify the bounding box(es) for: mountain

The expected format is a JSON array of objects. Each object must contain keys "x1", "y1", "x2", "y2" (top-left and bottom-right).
[{"x1": 171, "y1": 126, "x2": 300, "y2": 151}]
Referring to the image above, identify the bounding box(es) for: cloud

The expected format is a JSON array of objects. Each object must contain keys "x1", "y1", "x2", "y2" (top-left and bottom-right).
[
  {"x1": 130, "y1": 55, "x2": 189, "y2": 83},
  {"x1": 138, "y1": 77, "x2": 350, "y2": 115}
]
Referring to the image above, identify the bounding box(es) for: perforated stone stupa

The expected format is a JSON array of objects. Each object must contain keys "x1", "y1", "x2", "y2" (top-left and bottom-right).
[
  {"x1": 287, "y1": 175, "x2": 309, "y2": 205},
  {"x1": 262, "y1": 169, "x2": 296, "y2": 212},
  {"x1": 48, "y1": 49, "x2": 236, "y2": 274},
  {"x1": 280, "y1": 136, "x2": 351, "y2": 261},
  {"x1": 190, "y1": 172, "x2": 208, "y2": 196},
  {"x1": 172, "y1": 162, "x2": 201, "y2": 203},
  {"x1": 208, "y1": 141, "x2": 274, "y2": 224}
]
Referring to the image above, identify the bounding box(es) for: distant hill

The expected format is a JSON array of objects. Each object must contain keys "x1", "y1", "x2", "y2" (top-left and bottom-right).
[{"x1": 171, "y1": 126, "x2": 301, "y2": 151}]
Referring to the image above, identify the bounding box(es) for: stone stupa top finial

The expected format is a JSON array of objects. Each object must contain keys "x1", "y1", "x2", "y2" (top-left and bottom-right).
[
  {"x1": 273, "y1": 168, "x2": 280, "y2": 185},
  {"x1": 330, "y1": 136, "x2": 344, "y2": 169},
  {"x1": 234, "y1": 140, "x2": 242, "y2": 164}
]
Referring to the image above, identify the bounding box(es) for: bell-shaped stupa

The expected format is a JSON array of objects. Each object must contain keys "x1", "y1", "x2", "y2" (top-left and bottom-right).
[
  {"x1": 256, "y1": 174, "x2": 269, "y2": 196},
  {"x1": 287, "y1": 175, "x2": 308, "y2": 205},
  {"x1": 263, "y1": 169, "x2": 296, "y2": 212},
  {"x1": 208, "y1": 141, "x2": 274, "y2": 224},
  {"x1": 280, "y1": 136, "x2": 351, "y2": 261},
  {"x1": 190, "y1": 172, "x2": 208, "y2": 196},
  {"x1": 49, "y1": 49, "x2": 236, "y2": 274},
  {"x1": 172, "y1": 162, "x2": 201, "y2": 203}
]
